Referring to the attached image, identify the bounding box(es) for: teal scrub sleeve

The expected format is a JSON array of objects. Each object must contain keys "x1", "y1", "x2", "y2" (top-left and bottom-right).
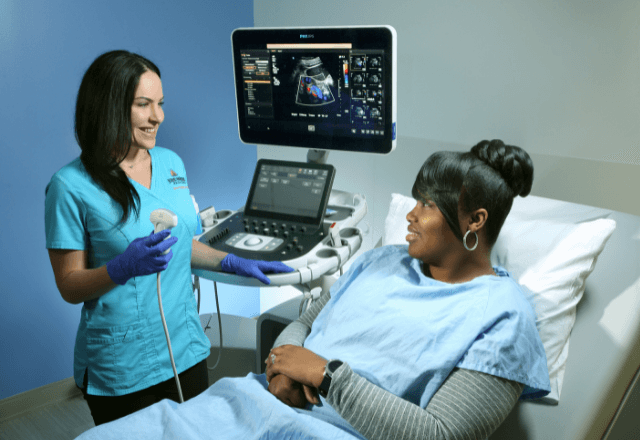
[{"x1": 45, "y1": 175, "x2": 87, "y2": 250}]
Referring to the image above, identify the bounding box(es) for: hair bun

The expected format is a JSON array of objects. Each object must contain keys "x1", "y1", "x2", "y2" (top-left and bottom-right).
[{"x1": 471, "y1": 139, "x2": 534, "y2": 197}]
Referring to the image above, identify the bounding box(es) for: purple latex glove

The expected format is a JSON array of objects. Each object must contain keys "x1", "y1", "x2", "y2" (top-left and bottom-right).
[
  {"x1": 220, "y1": 254, "x2": 294, "y2": 285},
  {"x1": 106, "y1": 229, "x2": 178, "y2": 285}
]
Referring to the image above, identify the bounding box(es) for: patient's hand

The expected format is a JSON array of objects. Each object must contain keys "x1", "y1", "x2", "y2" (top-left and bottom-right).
[
  {"x1": 268, "y1": 374, "x2": 317, "y2": 408},
  {"x1": 266, "y1": 345, "x2": 326, "y2": 395}
]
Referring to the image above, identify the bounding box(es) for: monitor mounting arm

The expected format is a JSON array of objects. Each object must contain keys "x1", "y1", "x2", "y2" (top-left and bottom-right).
[{"x1": 307, "y1": 149, "x2": 330, "y2": 165}]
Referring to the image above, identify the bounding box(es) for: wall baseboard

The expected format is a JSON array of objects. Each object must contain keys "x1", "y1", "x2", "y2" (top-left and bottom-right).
[{"x1": 0, "y1": 377, "x2": 81, "y2": 422}]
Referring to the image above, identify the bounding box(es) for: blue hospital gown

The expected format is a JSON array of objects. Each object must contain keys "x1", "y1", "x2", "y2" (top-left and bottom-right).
[{"x1": 304, "y1": 245, "x2": 550, "y2": 407}]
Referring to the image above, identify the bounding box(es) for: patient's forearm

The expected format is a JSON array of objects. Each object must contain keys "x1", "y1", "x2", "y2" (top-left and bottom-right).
[
  {"x1": 272, "y1": 321, "x2": 310, "y2": 347},
  {"x1": 328, "y1": 365, "x2": 523, "y2": 440}
]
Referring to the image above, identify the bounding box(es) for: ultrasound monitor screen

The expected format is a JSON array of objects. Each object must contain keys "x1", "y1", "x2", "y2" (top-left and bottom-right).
[{"x1": 232, "y1": 26, "x2": 397, "y2": 154}]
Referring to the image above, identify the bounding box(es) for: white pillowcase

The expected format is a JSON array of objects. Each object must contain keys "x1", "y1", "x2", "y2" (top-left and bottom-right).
[{"x1": 383, "y1": 193, "x2": 616, "y2": 404}]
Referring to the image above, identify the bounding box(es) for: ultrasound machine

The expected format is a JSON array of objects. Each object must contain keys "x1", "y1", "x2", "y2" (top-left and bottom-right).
[{"x1": 191, "y1": 25, "x2": 397, "y2": 377}]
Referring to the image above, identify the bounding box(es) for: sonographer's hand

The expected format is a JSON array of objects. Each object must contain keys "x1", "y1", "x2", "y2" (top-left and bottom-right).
[
  {"x1": 220, "y1": 254, "x2": 294, "y2": 285},
  {"x1": 106, "y1": 229, "x2": 178, "y2": 285}
]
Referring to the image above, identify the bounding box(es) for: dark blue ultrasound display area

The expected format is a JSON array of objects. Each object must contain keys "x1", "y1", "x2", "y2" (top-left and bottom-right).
[
  {"x1": 245, "y1": 159, "x2": 335, "y2": 226},
  {"x1": 231, "y1": 26, "x2": 397, "y2": 154},
  {"x1": 249, "y1": 163, "x2": 331, "y2": 218}
]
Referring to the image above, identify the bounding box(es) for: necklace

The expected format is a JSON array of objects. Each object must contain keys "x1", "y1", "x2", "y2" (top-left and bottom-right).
[{"x1": 125, "y1": 151, "x2": 150, "y2": 169}]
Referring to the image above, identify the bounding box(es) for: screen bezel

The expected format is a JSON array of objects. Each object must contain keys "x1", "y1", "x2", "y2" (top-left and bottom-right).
[
  {"x1": 244, "y1": 159, "x2": 336, "y2": 226},
  {"x1": 231, "y1": 26, "x2": 397, "y2": 154}
]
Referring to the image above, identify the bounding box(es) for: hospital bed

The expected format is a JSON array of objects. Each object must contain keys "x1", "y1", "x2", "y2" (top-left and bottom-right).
[
  {"x1": 76, "y1": 193, "x2": 639, "y2": 439},
  {"x1": 200, "y1": 193, "x2": 640, "y2": 440}
]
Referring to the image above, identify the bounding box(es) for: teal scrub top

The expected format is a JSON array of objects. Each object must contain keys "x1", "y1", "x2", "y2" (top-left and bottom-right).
[{"x1": 45, "y1": 147, "x2": 210, "y2": 396}]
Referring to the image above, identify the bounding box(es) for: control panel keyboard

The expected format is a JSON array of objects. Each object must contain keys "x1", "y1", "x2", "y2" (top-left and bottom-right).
[{"x1": 201, "y1": 212, "x2": 329, "y2": 261}]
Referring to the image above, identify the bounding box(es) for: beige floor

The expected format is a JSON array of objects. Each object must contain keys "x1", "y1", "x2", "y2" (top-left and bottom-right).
[
  {"x1": 0, "y1": 348, "x2": 257, "y2": 440},
  {"x1": 0, "y1": 393, "x2": 95, "y2": 440}
]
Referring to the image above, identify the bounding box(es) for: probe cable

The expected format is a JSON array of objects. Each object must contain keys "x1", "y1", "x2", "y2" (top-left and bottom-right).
[{"x1": 157, "y1": 272, "x2": 184, "y2": 403}]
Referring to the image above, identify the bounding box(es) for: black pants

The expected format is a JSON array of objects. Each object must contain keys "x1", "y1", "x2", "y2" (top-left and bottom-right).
[{"x1": 81, "y1": 359, "x2": 209, "y2": 426}]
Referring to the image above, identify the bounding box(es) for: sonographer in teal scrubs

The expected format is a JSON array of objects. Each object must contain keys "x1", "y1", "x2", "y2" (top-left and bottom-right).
[
  {"x1": 45, "y1": 50, "x2": 292, "y2": 426},
  {"x1": 46, "y1": 146, "x2": 210, "y2": 395}
]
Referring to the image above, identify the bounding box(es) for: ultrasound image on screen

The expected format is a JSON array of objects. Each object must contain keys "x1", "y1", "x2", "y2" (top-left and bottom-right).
[
  {"x1": 293, "y1": 57, "x2": 336, "y2": 106},
  {"x1": 271, "y1": 52, "x2": 344, "y2": 120},
  {"x1": 249, "y1": 164, "x2": 329, "y2": 218}
]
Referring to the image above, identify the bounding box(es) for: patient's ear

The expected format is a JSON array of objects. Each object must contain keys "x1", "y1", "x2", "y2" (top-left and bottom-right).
[{"x1": 466, "y1": 208, "x2": 489, "y2": 234}]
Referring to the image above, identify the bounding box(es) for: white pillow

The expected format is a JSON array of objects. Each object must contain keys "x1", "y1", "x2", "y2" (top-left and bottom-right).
[
  {"x1": 383, "y1": 194, "x2": 418, "y2": 247},
  {"x1": 506, "y1": 194, "x2": 613, "y2": 224},
  {"x1": 383, "y1": 193, "x2": 616, "y2": 404}
]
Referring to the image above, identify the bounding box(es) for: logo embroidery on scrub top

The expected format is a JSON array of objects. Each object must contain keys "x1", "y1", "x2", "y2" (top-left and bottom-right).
[{"x1": 167, "y1": 169, "x2": 187, "y2": 189}]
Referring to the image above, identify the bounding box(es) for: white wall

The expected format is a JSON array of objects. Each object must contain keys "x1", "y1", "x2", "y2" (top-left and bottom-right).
[
  {"x1": 255, "y1": 0, "x2": 640, "y2": 163},
  {"x1": 254, "y1": 0, "x2": 640, "y2": 311}
]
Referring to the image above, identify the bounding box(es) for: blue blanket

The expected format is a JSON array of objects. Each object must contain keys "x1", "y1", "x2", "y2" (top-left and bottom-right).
[
  {"x1": 77, "y1": 245, "x2": 549, "y2": 438},
  {"x1": 77, "y1": 373, "x2": 365, "y2": 440}
]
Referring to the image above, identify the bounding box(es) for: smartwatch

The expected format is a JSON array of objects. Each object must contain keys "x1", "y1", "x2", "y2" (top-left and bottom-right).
[{"x1": 318, "y1": 359, "x2": 343, "y2": 398}]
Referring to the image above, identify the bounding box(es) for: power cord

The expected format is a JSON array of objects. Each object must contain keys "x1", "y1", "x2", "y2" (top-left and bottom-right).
[
  {"x1": 194, "y1": 275, "x2": 224, "y2": 371},
  {"x1": 204, "y1": 281, "x2": 224, "y2": 371}
]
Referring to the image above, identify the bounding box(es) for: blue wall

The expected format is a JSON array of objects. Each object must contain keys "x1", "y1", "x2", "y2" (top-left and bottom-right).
[{"x1": 0, "y1": 0, "x2": 255, "y2": 400}]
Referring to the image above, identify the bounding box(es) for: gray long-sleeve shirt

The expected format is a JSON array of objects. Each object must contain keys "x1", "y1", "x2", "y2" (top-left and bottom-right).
[{"x1": 272, "y1": 291, "x2": 524, "y2": 440}]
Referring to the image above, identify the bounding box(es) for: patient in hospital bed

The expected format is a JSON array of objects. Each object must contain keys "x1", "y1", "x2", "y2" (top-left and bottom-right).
[{"x1": 78, "y1": 139, "x2": 550, "y2": 440}]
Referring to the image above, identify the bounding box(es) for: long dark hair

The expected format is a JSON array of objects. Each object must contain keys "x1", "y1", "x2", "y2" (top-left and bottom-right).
[
  {"x1": 75, "y1": 50, "x2": 161, "y2": 225},
  {"x1": 412, "y1": 139, "x2": 534, "y2": 246}
]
